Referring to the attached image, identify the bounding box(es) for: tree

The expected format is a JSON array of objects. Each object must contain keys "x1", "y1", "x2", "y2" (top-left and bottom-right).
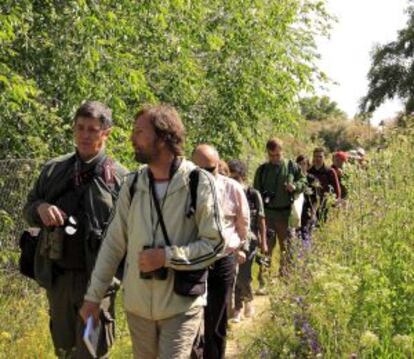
[
  {"x1": 361, "y1": 2, "x2": 414, "y2": 115},
  {"x1": 1, "y1": 0, "x2": 332, "y2": 160},
  {"x1": 299, "y1": 95, "x2": 346, "y2": 121}
]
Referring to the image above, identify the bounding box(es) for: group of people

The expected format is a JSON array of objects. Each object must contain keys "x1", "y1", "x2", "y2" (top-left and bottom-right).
[{"x1": 23, "y1": 101, "x2": 359, "y2": 359}]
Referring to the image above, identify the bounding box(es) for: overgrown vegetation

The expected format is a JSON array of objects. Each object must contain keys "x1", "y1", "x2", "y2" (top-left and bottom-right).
[
  {"x1": 307, "y1": 117, "x2": 381, "y2": 152},
  {"x1": 244, "y1": 127, "x2": 414, "y2": 358},
  {"x1": 0, "y1": 0, "x2": 331, "y2": 161}
]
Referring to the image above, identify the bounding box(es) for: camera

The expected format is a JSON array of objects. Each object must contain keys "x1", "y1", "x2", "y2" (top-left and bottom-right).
[
  {"x1": 262, "y1": 191, "x2": 276, "y2": 206},
  {"x1": 140, "y1": 245, "x2": 168, "y2": 280},
  {"x1": 63, "y1": 215, "x2": 78, "y2": 236},
  {"x1": 255, "y1": 254, "x2": 271, "y2": 268}
]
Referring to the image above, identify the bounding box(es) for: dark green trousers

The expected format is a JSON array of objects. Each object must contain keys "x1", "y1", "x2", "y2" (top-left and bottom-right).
[{"x1": 46, "y1": 270, "x2": 114, "y2": 358}]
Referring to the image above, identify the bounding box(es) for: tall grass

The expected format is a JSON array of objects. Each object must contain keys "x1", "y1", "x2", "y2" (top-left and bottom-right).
[
  {"x1": 0, "y1": 271, "x2": 133, "y2": 358},
  {"x1": 244, "y1": 129, "x2": 414, "y2": 358}
]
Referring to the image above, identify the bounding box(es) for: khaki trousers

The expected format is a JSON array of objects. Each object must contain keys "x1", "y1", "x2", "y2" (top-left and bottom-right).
[{"x1": 126, "y1": 306, "x2": 203, "y2": 359}]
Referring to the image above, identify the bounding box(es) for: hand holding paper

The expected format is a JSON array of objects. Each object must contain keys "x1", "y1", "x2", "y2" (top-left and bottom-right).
[{"x1": 83, "y1": 315, "x2": 101, "y2": 358}]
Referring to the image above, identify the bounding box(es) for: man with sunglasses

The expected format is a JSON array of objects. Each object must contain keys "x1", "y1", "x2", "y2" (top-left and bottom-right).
[
  {"x1": 23, "y1": 101, "x2": 127, "y2": 358},
  {"x1": 192, "y1": 144, "x2": 250, "y2": 359}
]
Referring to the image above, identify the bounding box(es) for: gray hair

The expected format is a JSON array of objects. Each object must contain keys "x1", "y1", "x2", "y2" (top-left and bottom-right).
[{"x1": 74, "y1": 101, "x2": 113, "y2": 128}]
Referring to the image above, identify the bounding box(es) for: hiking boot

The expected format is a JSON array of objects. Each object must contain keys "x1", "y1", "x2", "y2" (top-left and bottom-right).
[
  {"x1": 256, "y1": 286, "x2": 268, "y2": 296},
  {"x1": 231, "y1": 310, "x2": 242, "y2": 323},
  {"x1": 244, "y1": 302, "x2": 255, "y2": 318}
]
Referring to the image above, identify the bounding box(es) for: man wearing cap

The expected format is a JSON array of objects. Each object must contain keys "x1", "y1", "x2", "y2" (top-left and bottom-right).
[
  {"x1": 332, "y1": 151, "x2": 349, "y2": 199},
  {"x1": 23, "y1": 101, "x2": 128, "y2": 358}
]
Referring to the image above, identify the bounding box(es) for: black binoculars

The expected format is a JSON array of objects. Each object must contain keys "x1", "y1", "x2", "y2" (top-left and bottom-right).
[{"x1": 140, "y1": 245, "x2": 168, "y2": 280}]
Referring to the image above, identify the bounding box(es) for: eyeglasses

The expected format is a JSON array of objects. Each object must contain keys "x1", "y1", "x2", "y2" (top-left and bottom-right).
[{"x1": 202, "y1": 166, "x2": 216, "y2": 173}]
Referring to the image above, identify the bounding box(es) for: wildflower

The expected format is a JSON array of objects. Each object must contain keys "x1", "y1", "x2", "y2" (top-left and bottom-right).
[
  {"x1": 359, "y1": 330, "x2": 379, "y2": 348},
  {"x1": 392, "y1": 334, "x2": 413, "y2": 353}
]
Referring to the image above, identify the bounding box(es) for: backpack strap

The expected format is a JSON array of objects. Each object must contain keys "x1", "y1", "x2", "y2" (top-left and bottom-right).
[
  {"x1": 102, "y1": 157, "x2": 116, "y2": 185},
  {"x1": 127, "y1": 168, "x2": 200, "y2": 215},
  {"x1": 257, "y1": 163, "x2": 266, "y2": 192},
  {"x1": 115, "y1": 170, "x2": 139, "y2": 281},
  {"x1": 288, "y1": 159, "x2": 294, "y2": 176},
  {"x1": 246, "y1": 186, "x2": 259, "y2": 208},
  {"x1": 186, "y1": 168, "x2": 200, "y2": 218},
  {"x1": 129, "y1": 171, "x2": 140, "y2": 204}
]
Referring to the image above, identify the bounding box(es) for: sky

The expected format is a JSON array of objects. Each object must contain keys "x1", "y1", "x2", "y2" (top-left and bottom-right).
[{"x1": 316, "y1": 0, "x2": 409, "y2": 124}]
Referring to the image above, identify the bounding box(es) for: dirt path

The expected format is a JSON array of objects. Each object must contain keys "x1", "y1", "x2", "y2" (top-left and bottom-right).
[{"x1": 225, "y1": 295, "x2": 270, "y2": 358}]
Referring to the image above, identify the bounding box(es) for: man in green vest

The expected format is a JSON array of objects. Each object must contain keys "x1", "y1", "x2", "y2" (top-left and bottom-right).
[
  {"x1": 253, "y1": 138, "x2": 306, "y2": 290},
  {"x1": 23, "y1": 101, "x2": 128, "y2": 358}
]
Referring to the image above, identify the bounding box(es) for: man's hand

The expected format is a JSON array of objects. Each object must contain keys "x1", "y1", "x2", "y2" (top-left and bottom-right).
[
  {"x1": 138, "y1": 248, "x2": 166, "y2": 273},
  {"x1": 285, "y1": 182, "x2": 296, "y2": 193},
  {"x1": 37, "y1": 202, "x2": 67, "y2": 227},
  {"x1": 79, "y1": 300, "x2": 100, "y2": 326},
  {"x1": 236, "y1": 250, "x2": 247, "y2": 264}
]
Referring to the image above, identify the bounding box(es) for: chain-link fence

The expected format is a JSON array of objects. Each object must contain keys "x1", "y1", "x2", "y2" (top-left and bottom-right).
[{"x1": 0, "y1": 159, "x2": 40, "y2": 269}]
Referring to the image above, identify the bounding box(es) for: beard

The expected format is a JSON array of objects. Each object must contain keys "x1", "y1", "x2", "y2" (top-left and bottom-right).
[
  {"x1": 134, "y1": 141, "x2": 159, "y2": 164},
  {"x1": 134, "y1": 150, "x2": 151, "y2": 164}
]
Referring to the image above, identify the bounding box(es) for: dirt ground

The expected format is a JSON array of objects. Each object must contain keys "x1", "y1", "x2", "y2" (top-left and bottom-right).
[{"x1": 225, "y1": 295, "x2": 270, "y2": 358}]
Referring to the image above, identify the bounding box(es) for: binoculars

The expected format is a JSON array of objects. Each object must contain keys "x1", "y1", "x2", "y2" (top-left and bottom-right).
[
  {"x1": 140, "y1": 245, "x2": 168, "y2": 280},
  {"x1": 48, "y1": 216, "x2": 78, "y2": 260}
]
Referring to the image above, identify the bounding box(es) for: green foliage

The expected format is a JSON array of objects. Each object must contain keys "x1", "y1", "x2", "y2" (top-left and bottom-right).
[
  {"x1": 0, "y1": 0, "x2": 331, "y2": 160},
  {"x1": 244, "y1": 127, "x2": 414, "y2": 358},
  {"x1": 307, "y1": 117, "x2": 381, "y2": 152},
  {"x1": 300, "y1": 95, "x2": 346, "y2": 121},
  {"x1": 361, "y1": 2, "x2": 414, "y2": 115}
]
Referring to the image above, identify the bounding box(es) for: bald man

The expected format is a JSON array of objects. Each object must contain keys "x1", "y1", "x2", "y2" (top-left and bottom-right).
[{"x1": 192, "y1": 144, "x2": 250, "y2": 359}]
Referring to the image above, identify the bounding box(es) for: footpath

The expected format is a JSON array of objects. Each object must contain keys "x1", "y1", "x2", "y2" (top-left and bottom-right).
[{"x1": 225, "y1": 295, "x2": 270, "y2": 358}]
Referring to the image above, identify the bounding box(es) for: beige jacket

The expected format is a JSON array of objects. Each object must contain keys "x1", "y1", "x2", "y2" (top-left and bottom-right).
[{"x1": 85, "y1": 159, "x2": 225, "y2": 320}]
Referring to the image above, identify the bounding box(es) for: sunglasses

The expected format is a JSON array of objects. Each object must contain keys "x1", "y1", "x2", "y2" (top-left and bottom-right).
[
  {"x1": 202, "y1": 166, "x2": 216, "y2": 173},
  {"x1": 64, "y1": 216, "x2": 78, "y2": 236}
]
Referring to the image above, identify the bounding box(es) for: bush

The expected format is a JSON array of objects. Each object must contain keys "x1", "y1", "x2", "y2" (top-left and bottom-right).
[{"x1": 307, "y1": 118, "x2": 380, "y2": 152}]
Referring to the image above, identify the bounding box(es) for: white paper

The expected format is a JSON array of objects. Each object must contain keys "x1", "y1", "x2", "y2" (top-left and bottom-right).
[{"x1": 83, "y1": 316, "x2": 101, "y2": 358}]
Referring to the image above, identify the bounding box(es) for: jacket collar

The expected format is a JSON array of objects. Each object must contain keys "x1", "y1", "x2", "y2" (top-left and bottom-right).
[{"x1": 137, "y1": 158, "x2": 196, "y2": 196}]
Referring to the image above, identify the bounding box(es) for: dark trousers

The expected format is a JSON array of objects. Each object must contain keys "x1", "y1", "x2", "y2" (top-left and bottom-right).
[
  {"x1": 46, "y1": 270, "x2": 115, "y2": 358},
  {"x1": 204, "y1": 254, "x2": 235, "y2": 359},
  {"x1": 235, "y1": 242, "x2": 257, "y2": 310}
]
